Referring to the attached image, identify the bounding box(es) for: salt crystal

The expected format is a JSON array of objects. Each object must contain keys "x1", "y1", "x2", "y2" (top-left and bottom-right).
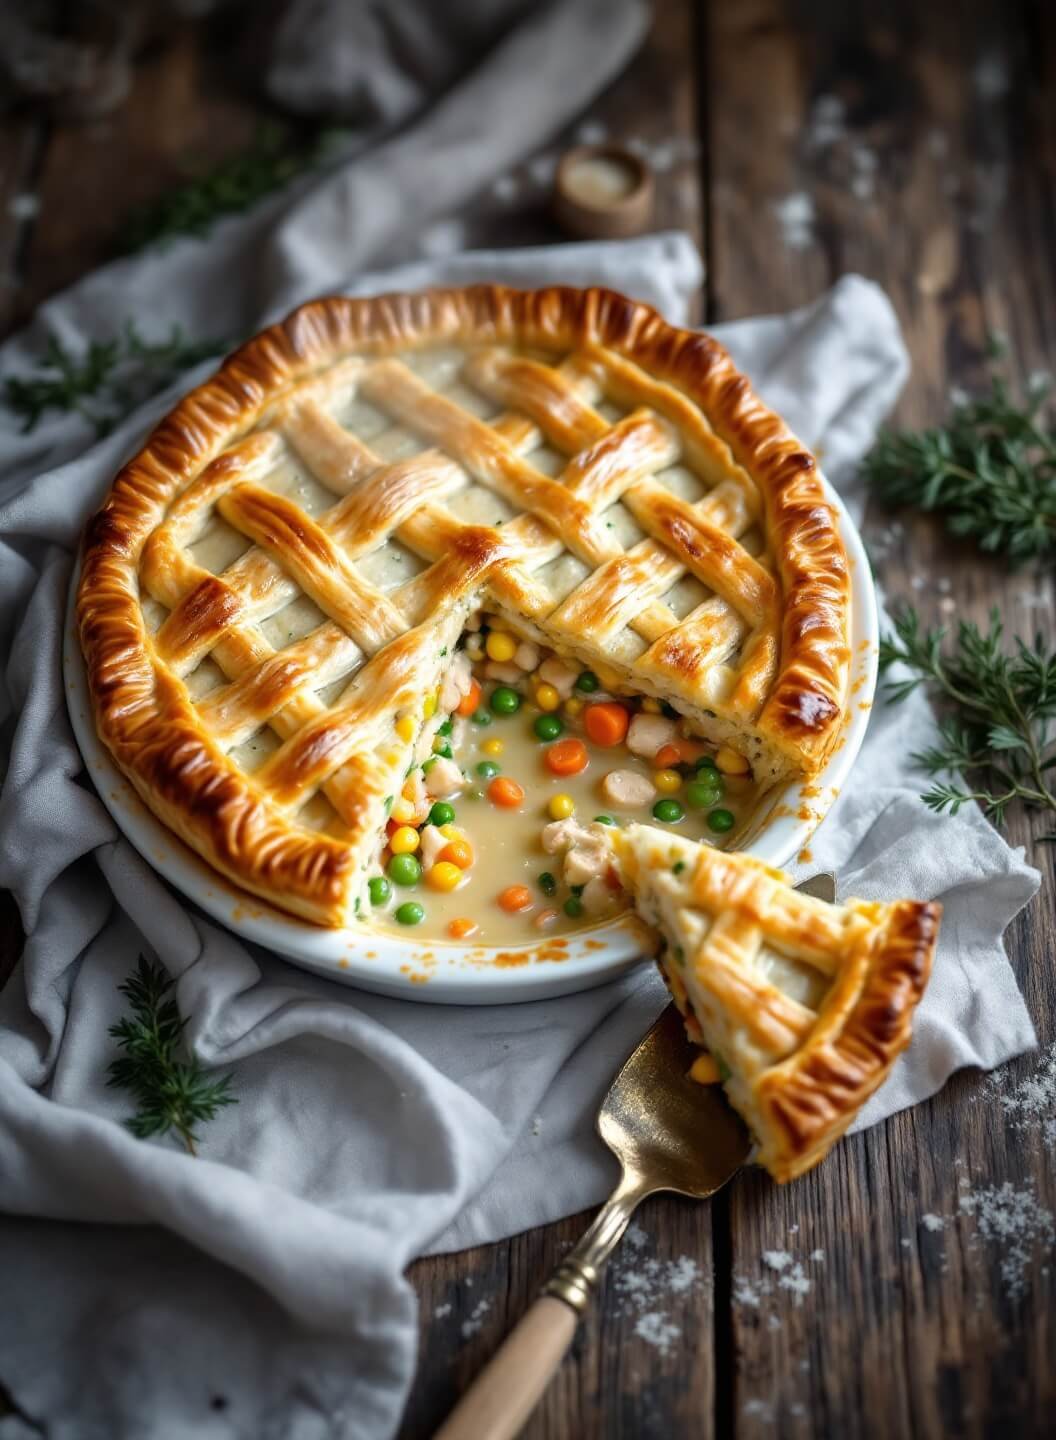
[
  {"x1": 742, "y1": 1398, "x2": 773, "y2": 1420},
  {"x1": 461, "y1": 1297, "x2": 491, "y2": 1339},
  {"x1": 7, "y1": 193, "x2": 39, "y2": 222},
  {"x1": 434, "y1": 1302, "x2": 452, "y2": 1318},
  {"x1": 921, "y1": 1213, "x2": 945, "y2": 1232},
  {"x1": 991, "y1": 1041, "x2": 1056, "y2": 1150},
  {"x1": 773, "y1": 192, "x2": 816, "y2": 251},
  {"x1": 957, "y1": 1181, "x2": 1055, "y2": 1300},
  {"x1": 527, "y1": 153, "x2": 557, "y2": 186},
  {"x1": 762, "y1": 1249, "x2": 793, "y2": 1272},
  {"x1": 491, "y1": 174, "x2": 519, "y2": 202},
  {"x1": 576, "y1": 120, "x2": 608, "y2": 146},
  {"x1": 810, "y1": 1248, "x2": 825, "y2": 1262},
  {"x1": 634, "y1": 1312, "x2": 681, "y2": 1353}
]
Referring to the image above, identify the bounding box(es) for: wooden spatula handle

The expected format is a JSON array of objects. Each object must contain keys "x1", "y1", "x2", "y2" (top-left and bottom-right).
[{"x1": 433, "y1": 1295, "x2": 577, "y2": 1440}]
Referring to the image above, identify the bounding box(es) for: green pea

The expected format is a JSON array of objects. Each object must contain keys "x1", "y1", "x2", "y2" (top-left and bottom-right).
[
  {"x1": 563, "y1": 896, "x2": 583, "y2": 918},
  {"x1": 476, "y1": 760, "x2": 500, "y2": 779},
  {"x1": 395, "y1": 901, "x2": 425, "y2": 926},
  {"x1": 432, "y1": 738, "x2": 453, "y2": 758},
  {"x1": 429, "y1": 801, "x2": 456, "y2": 827},
  {"x1": 695, "y1": 754, "x2": 718, "y2": 770},
  {"x1": 707, "y1": 808, "x2": 735, "y2": 834},
  {"x1": 472, "y1": 708, "x2": 493, "y2": 726},
  {"x1": 437, "y1": 717, "x2": 454, "y2": 737},
  {"x1": 368, "y1": 876, "x2": 391, "y2": 906},
  {"x1": 490, "y1": 686, "x2": 521, "y2": 716},
  {"x1": 538, "y1": 871, "x2": 557, "y2": 896},
  {"x1": 574, "y1": 670, "x2": 599, "y2": 693},
  {"x1": 388, "y1": 854, "x2": 422, "y2": 887},
  {"x1": 686, "y1": 779, "x2": 723, "y2": 811},
  {"x1": 533, "y1": 713, "x2": 563, "y2": 742},
  {"x1": 593, "y1": 814, "x2": 615, "y2": 825},
  {"x1": 652, "y1": 798, "x2": 685, "y2": 824},
  {"x1": 422, "y1": 757, "x2": 439, "y2": 774}
]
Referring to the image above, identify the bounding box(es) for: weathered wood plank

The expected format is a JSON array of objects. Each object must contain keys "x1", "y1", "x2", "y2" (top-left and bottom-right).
[{"x1": 705, "y1": 1, "x2": 1056, "y2": 1435}]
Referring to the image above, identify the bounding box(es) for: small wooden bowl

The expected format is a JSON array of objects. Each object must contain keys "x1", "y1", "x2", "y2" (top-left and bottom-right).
[{"x1": 553, "y1": 144, "x2": 655, "y2": 240}]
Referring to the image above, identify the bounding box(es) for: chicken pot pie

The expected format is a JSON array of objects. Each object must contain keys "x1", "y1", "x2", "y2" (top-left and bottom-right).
[
  {"x1": 77, "y1": 285, "x2": 851, "y2": 928},
  {"x1": 613, "y1": 824, "x2": 940, "y2": 1181}
]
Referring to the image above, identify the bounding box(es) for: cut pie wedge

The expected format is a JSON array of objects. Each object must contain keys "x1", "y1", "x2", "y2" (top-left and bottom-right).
[
  {"x1": 77, "y1": 285, "x2": 852, "y2": 927},
  {"x1": 612, "y1": 824, "x2": 940, "y2": 1181}
]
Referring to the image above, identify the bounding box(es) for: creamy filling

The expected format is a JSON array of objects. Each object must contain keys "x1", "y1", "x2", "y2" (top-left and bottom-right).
[{"x1": 368, "y1": 612, "x2": 765, "y2": 943}]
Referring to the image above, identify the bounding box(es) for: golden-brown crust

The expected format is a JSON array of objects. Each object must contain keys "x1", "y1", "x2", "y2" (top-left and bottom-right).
[
  {"x1": 78, "y1": 285, "x2": 852, "y2": 925},
  {"x1": 756, "y1": 899, "x2": 940, "y2": 1182}
]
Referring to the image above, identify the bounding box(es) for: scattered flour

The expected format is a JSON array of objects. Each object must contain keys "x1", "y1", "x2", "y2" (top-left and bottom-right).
[
  {"x1": 921, "y1": 1214, "x2": 946, "y2": 1233},
  {"x1": 772, "y1": 192, "x2": 815, "y2": 250},
  {"x1": 957, "y1": 1181, "x2": 1054, "y2": 1301},
  {"x1": 987, "y1": 1042, "x2": 1056, "y2": 1151},
  {"x1": 610, "y1": 1227, "x2": 703, "y2": 1353},
  {"x1": 733, "y1": 1246, "x2": 826, "y2": 1316},
  {"x1": 461, "y1": 1297, "x2": 491, "y2": 1339},
  {"x1": 575, "y1": 119, "x2": 608, "y2": 146},
  {"x1": 7, "y1": 193, "x2": 39, "y2": 222},
  {"x1": 433, "y1": 1302, "x2": 452, "y2": 1319}
]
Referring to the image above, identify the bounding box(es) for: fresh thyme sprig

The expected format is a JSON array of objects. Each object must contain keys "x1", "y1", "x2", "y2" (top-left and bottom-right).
[
  {"x1": 108, "y1": 956, "x2": 237, "y2": 1155},
  {"x1": 2, "y1": 321, "x2": 223, "y2": 436},
  {"x1": 864, "y1": 365, "x2": 1056, "y2": 565},
  {"x1": 120, "y1": 122, "x2": 349, "y2": 254},
  {"x1": 880, "y1": 607, "x2": 1056, "y2": 836}
]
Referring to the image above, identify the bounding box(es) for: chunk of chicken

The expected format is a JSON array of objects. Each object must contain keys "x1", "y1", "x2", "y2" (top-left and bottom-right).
[
  {"x1": 581, "y1": 875, "x2": 621, "y2": 917},
  {"x1": 514, "y1": 640, "x2": 540, "y2": 672},
  {"x1": 484, "y1": 660, "x2": 522, "y2": 684},
  {"x1": 601, "y1": 768, "x2": 656, "y2": 808},
  {"x1": 418, "y1": 824, "x2": 447, "y2": 871},
  {"x1": 439, "y1": 651, "x2": 473, "y2": 713},
  {"x1": 541, "y1": 817, "x2": 596, "y2": 855},
  {"x1": 424, "y1": 757, "x2": 463, "y2": 798},
  {"x1": 538, "y1": 656, "x2": 578, "y2": 698},
  {"x1": 626, "y1": 712, "x2": 678, "y2": 758},
  {"x1": 564, "y1": 844, "x2": 609, "y2": 887}
]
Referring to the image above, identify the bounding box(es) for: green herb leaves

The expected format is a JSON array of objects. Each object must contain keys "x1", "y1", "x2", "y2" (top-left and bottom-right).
[
  {"x1": 108, "y1": 956, "x2": 237, "y2": 1155},
  {"x1": 864, "y1": 369, "x2": 1056, "y2": 565},
  {"x1": 3, "y1": 322, "x2": 223, "y2": 436},
  {"x1": 120, "y1": 123, "x2": 349, "y2": 254},
  {"x1": 881, "y1": 608, "x2": 1056, "y2": 835}
]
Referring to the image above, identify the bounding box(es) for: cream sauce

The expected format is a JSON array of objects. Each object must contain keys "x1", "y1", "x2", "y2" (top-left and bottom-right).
[{"x1": 372, "y1": 695, "x2": 762, "y2": 945}]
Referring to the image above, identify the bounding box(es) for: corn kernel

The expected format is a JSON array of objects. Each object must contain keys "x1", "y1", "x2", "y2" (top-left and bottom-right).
[
  {"x1": 563, "y1": 695, "x2": 584, "y2": 719},
  {"x1": 427, "y1": 861, "x2": 463, "y2": 892},
  {"x1": 715, "y1": 744, "x2": 750, "y2": 775},
  {"x1": 423, "y1": 691, "x2": 438, "y2": 720},
  {"x1": 536, "y1": 682, "x2": 561, "y2": 712},
  {"x1": 438, "y1": 823, "x2": 463, "y2": 841},
  {"x1": 389, "y1": 826, "x2": 420, "y2": 855},
  {"x1": 641, "y1": 697, "x2": 662, "y2": 714},
  {"x1": 653, "y1": 768, "x2": 682, "y2": 794},
  {"x1": 486, "y1": 631, "x2": 517, "y2": 663},
  {"x1": 689, "y1": 1054, "x2": 722, "y2": 1085},
  {"x1": 384, "y1": 750, "x2": 400, "y2": 767},
  {"x1": 395, "y1": 715, "x2": 415, "y2": 743},
  {"x1": 391, "y1": 796, "x2": 416, "y2": 824},
  {"x1": 482, "y1": 737, "x2": 504, "y2": 757},
  {"x1": 549, "y1": 793, "x2": 575, "y2": 820}
]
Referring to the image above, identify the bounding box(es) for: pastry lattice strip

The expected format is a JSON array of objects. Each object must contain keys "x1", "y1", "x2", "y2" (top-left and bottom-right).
[{"x1": 137, "y1": 345, "x2": 785, "y2": 828}]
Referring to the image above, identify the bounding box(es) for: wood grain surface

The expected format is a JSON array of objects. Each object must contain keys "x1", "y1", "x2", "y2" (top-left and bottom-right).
[{"x1": 1, "y1": 2, "x2": 1053, "y2": 1436}]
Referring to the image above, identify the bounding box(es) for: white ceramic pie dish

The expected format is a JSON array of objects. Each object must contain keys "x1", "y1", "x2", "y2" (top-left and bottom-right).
[{"x1": 64, "y1": 476, "x2": 876, "y2": 1004}]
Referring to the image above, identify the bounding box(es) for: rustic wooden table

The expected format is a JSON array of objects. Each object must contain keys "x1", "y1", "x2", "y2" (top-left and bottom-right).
[{"x1": 2, "y1": 2, "x2": 1053, "y2": 1435}]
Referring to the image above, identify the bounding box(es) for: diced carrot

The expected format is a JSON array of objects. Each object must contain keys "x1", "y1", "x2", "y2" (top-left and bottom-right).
[
  {"x1": 544, "y1": 737, "x2": 589, "y2": 776},
  {"x1": 447, "y1": 917, "x2": 478, "y2": 940},
  {"x1": 655, "y1": 738, "x2": 706, "y2": 767},
  {"x1": 439, "y1": 838, "x2": 474, "y2": 869},
  {"x1": 488, "y1": 775, "x2": 526, "y2": 808},
  {"x1": 456, "y1": 679, "x2": 483, "y2": 717},
  {"x1": 583, "y1": 702, "x2": 630, "y2": 747},
  {"x1": 498, "y1": 884, "x2": 533, "y2": 913}
]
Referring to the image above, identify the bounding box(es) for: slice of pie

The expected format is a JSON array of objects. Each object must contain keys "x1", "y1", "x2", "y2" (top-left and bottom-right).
[
  {"x1": 612, "y1": 824, "x2": 940, "y2": 1181},
  {"x1": 77, "y1": 285, "x2": 852, "y2": 926}
]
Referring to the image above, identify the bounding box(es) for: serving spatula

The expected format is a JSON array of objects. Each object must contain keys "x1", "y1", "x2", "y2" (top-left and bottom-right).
[{"x1": 434, "y1": 871, "x2": 835, "y2": 1440}]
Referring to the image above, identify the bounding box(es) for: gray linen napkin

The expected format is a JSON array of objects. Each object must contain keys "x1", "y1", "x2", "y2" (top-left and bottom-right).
[{"x1": 0, "y1": 239, "x2": 1039, "y2": 1439}]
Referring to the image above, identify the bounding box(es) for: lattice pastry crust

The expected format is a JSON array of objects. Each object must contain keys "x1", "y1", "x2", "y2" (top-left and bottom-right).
[
  {"x1": 615, "y1": 825, "x2": 939, "y2": 1181},
  {"x1": 77, "y1": 286, "x2": 852, "y2": 926}
]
